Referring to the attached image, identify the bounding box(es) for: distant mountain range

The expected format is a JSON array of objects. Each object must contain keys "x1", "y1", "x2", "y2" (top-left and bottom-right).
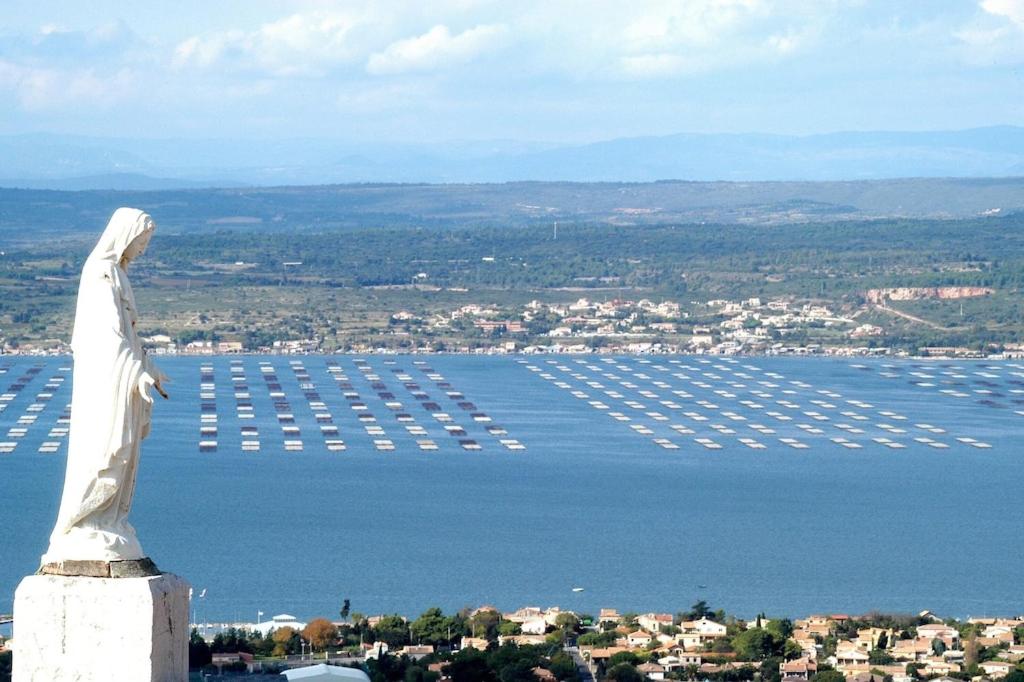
[{"x1": 1, "y1": 126, "x2": 1022, "y2": 189}]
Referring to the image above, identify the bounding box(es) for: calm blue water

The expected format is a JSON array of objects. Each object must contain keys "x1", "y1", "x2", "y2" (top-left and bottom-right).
[{"x1": 1, "y1": 354, "x2": 1022, "y2": 623}]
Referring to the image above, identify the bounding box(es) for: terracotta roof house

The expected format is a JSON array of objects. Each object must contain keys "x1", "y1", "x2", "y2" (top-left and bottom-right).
[
  {"x1": 627, "y1": 631, "x2": 653, "y2": 647},
  {"x1": 779, "y1": 658, "x2": 817, "y2": 680},
  {"x1": 637, "y1": 663, "x2": 666, "y2": 680},
  {"x1": 979, "y1": 661, "x2": 1014, "y2": 679},
  {"x1": 532, "y1": 667, "x2": 557, "y2": 682}
]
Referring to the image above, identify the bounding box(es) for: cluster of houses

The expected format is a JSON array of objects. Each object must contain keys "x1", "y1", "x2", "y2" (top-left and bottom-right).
[
  {"x1": 798, "y1": 615, "x2": 1024, "y2": 681},
  {"x1": 577, "y1": 611, "x2": 1023, "y2": 682},
  {"x1": 187, "y1": 608, "x2": 1023, "y2": 681},
  {"x1": 579, "y1": 609, "x2": 733, "y2": 680},
  {"x1": 385, "y1": 296, "x2": 908, "y2": 356}
]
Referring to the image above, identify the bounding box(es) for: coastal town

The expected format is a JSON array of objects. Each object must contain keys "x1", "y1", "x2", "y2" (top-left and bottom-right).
[
  {"x1": 8, "y1": 604, "x2": 1018, "y2": 681},
  {"x1": 6, "y1": 290, "x2": 1020, "y2": 360}
]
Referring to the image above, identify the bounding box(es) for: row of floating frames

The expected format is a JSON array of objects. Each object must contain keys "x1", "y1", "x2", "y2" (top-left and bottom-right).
[
  {"x1": 383, "y1": 364, "x2": 437, "y2": 451},
  {"x1": 319, "y1": 358, "x2": 348, "y2": 448},
  {"x1": 264, "y1": 361, "x2": 301, "y2": 452},
  {"x1": 352, "y1": 359, "x2": 394, "y2": 451},
  {"x1": 293, "y1": 359, "x2": 344, "y2": 451},
  {"x1": 296, "y1": 358, "x2": 344, "y2": 448},
  {"x1": 580, "y1": 358, "x2": 697, "y2": 450},
  {"x1": 870, "y1": 360, "x2": 1024, "y2": 411},
  {"x1": 0, "y1": 365, "x2": 48, "y2": 453},
  {"x1": 199, "y1": 363, "x2": 217, "y2": 452},
  {"x1": 413, "y1": 362, "x2": 479, "y2": 451},
  {"x1": 533, "y1": 359, "x2": 773, "y2": 451},
  {"x1": 413, "y1": 361, "x2": 523, "y2": 451},
  {"x1": 402, "y1": 362, "x2": 470, "y2": 451},
  {"x1": 37, "y1": 371, "x2": 70, "y2": 453},
  {"x1": 566, "y1": 356, "x2": 985, "y2": 451},
  {"x1": 665, "y1": 357, "x2": 984, "y2": 447},
  {"x1": 531, "y1": 360, "x2": 684, "y2": 451},
  {"x1": 231, "y1": 360, "x2": 260, "y2": 452}
]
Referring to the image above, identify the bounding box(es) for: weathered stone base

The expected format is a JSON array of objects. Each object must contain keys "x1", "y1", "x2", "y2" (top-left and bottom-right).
[
  {"x1": 38, "y1": 557, "x2": 161, "y2": 578},
  {"x1": 13, "y1": 572, "x2": 190, "y2": 682}
]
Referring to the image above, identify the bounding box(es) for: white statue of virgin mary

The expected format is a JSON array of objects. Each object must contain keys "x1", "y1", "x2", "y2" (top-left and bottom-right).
[{"x1": 42, "y1": 208, "x2": 168, "y2": 566}]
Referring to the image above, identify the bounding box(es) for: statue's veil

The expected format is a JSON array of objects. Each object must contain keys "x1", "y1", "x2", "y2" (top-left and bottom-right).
[{"x1": 44, "y1": 208, "x2": 158, "y2": 563}]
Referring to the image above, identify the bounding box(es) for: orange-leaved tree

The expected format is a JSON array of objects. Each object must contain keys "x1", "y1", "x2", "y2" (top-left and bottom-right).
[{"x1": 303, "y1": 618, "x2": 339, "y2": 652}]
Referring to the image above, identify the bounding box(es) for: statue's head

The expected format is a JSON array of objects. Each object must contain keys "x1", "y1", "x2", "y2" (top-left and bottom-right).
[
  {"x1": 90, "y1": 208, "x2": 156, "y2": 267},
  {"x1": 122, "y1": 229, "x2": 153, "y2": 264}
]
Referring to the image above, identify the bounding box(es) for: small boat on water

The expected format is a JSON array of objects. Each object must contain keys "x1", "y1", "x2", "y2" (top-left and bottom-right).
[{"x1": 572, "y1": 587, "x2": 584, "y2": 592}]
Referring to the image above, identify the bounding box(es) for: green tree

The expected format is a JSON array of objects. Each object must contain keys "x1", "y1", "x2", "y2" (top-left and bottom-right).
[
  {"x1": 766, "y1": 619, "x2": 794, "y2": 640},
  {"x1": 412, "y1": 608, "x2": 457, "y2": 645},
  {"x1": 810, "y1": 671, "x2": 846, "y2": 682},
  {"x1": 499, "y1": 659, "x2": 538, "y2": 682},
  {"x1": 548, "y1": 652, "x2": 578, "y2": 681},
  {"x1": 546, "y1": 630, "x2": 566, "y2": 645},
  {"x1": 609, "y1": 652, "x2": 641, "y2": 668},
  {"x1": 876, "y1": 632, "x2": 888, "y2": 651},
  {"x1": 761, "y1": 656, "x2": 783, "y2": 682},
  {"x1": 931, "y1": 638, "x2": 946, "y2": 656},
  {"x1": 868, "y1": 649, "x2": 894, "y2": 665},
  {"x1": 578, "y1": 631, "x2": 618, "y2": 647},
  {"x1": 189, "y1": 629, "x2": 212, "y2": 670},
  {"x1": 689, "y1": 602, "x2": 711, "y2": 620},
  {"x1": 711, "y1": 638, "x2": 734, "y2": 654},
  {"x1": 405, "y1": 665, "x2": 440, "y2": 682},
  {"x1": 448, "y1": 650, "x2": 497, "y2": 682},
  {"x1": 733, "y1": 629, "x2": 778, "y2": 661},
  {"x1": 499, "y1": 621, "x2": 523, "y2": 637},
  {"x1": 605, "y1": 663, "x2": 643, "y2": 682},
  {"x1": 783, "y1": 640, "x2": 803, "y2": 660},
  {"x1": 469, "y1": 609, "x2": 502, "y2": 642},
  {"x1": 555, "y1": 613, "x2": 580, "y2": 633},
  {"x1": 374, "y1": 615, "x2": 411, "y2": 648},
  {"x1": 341, "y1": 599, "x2": 351, "y2": 621}
]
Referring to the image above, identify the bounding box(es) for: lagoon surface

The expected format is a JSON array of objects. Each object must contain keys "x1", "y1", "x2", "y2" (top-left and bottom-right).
[{"x1": 2, "y1": 354, "x2": 1022, "y2": 622}]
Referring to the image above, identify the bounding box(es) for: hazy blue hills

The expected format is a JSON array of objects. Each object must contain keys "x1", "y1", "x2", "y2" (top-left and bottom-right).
[
  {"x1": 1, "y1": 126, "x2": 1022, "y2": 189},
  {"x1": 0, "y1": 173, "x2": 242, "y2": 191},
  {"x1": 1, "y1": 177, "x2": 1023, "y2": 240}
]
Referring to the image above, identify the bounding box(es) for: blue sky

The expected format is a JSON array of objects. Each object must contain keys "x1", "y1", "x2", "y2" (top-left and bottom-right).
[{"x1": 1, "y1": 0, "x2": 1022, "y2": 143}]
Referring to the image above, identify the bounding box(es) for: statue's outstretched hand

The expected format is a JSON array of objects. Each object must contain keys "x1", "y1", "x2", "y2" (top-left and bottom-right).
[{"x1": 139, "y1": 373, "x2": 163, "y2": 403}]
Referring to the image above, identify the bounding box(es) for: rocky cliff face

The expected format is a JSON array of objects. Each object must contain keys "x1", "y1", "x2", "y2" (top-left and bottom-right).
[{"x1": 864, "y1": 286, "x2": 993, "y2": 303}]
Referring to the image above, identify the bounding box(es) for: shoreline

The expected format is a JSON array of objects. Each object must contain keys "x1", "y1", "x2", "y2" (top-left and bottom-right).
[{"x1": 0, "y1": 349, "x2": 1015, "y2": 361}]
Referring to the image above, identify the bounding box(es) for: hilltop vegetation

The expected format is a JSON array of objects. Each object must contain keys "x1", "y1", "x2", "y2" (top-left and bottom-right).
[
  {"x1": 0, "y1": 178, "x2": 1023, "y2": 245},
  {"x1": 2, "y1": 189, "x2": 1023, "y2": 353}
]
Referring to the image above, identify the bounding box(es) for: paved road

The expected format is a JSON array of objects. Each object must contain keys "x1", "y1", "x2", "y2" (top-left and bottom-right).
[
  {"x1": 874, "y1": 303, "x2": 947, "y2": 330},
  {"x1": 566, "y1": 646, "x2": 595, "y2": 682}
]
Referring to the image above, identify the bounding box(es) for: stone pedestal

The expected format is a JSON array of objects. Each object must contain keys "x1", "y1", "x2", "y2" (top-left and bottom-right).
[{"x1": 13, "y1": 572, "x2": 190, "y2": 682}]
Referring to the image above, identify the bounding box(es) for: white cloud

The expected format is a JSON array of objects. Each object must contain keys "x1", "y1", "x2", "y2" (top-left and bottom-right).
[
  {"x1": 980, "y1": 0, "x2": 1024, "y2": 27},
  {"x1": 618, "y1": 53, "x2": 690, "y2": 77},
  {"x1": 0, "y1": 59, "x2": 136, "y2": 110},
  {"x1": 336, "y1": 80, "x2": 435, "y2": 113},
  {"x1": 954, "y1": 0, "x2": 1024, "y2": 65},
  {"x1": 172, "y1": 12, "x2": 366, "y2": 76},
  {"x1": 366, "y1": 24, "x2": 508, "y2": 75},
  {"x1": 621, "y1": 0, "x2": 768, "y2": 51},
  {"x1": 604, "y1": 1, "x2": 820, "y2": 78}
]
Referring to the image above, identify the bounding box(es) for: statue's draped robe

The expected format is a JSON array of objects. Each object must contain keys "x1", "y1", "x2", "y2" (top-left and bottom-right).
[{"x1": 43, "y1": 208, "x2": 163, "y2": 564}]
